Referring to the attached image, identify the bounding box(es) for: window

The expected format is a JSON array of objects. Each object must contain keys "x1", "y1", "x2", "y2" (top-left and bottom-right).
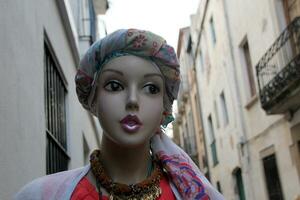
[
  {"x1": 214, "y1": 100, "x2": 220, "y2": 128},
  {"x1": 199, "y1": 50, "x2": 204, "y2": 72},
  {"x1": 202, "y1": 155, "x2": 208, "y2": 168},
  {"x1": 44, "y1": 41, "x2": 69, "y2": 174},
  {"x1": 83, "y1": 135, "x2": 90, "y2": 165},
  {"x1": 183, "y1": 123, "x2": 192, "y2": 154},
  {"x1": 208, "y1": 115, "x2": 218, "y2": 166},
  {"x1": 262, "y1": 154, "x2": 284, "y2": 200},
  {"x1": 242, "y1": 40, "x2": 256, "y2": 97},
  {"x1": 188, "y1": 112, "x2": 197, "y2": 155},
  {"x1": 233, "y1": 168, "x2": 246, "y2": 200},
  {"x1": 209, "y1": 17, "x2": 217, "y2": 45},
  {"x1": 216, "y1": 181, "x2": 222, "y2": 193},
  {"x1": 220, "y1": 92, "x2": 229, "y2": 126}
]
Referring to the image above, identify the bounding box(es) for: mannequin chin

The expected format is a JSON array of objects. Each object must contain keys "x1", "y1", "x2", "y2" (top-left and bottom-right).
[{"x1": 95, "y1": 55, "x2": 165, "y2": 148}]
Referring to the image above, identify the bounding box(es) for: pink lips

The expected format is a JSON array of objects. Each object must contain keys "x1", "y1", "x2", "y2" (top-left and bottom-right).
[{"x1": 120, "y1": 115, "x2": 142, "y2": 133}]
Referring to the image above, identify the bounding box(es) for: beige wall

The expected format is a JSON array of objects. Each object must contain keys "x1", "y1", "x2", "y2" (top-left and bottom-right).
[
  {"x1": 225, "y1": 0, "x2": 300, "y2": 199},
  {"x1": 176, "y1": 27, "x2": 207, "y2": 169},
  {"x1": 0, "y1": 1, "x2": 102, "y2": 199},
  {"x1": 190, "y1": 0, "x2": 300, "y2": 199},
  {"x1": 191, "y1": 0, "x2": 244, "y2": 198}
]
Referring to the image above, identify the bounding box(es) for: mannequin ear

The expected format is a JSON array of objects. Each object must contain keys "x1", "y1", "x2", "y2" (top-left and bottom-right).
[
  {"x1": 160, "y1": 111, "x2": 167, "y2": 125},
  {"x1": 161, "y1": 111, "x2": 175, "y2": 128}
]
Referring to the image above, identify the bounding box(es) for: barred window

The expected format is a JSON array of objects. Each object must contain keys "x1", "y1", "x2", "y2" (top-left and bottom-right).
[
  {"x1": 263, "y1": 154, "x2": 284, "y2": 200},
  {"x1": 44, "y1": 41, "x2": 69, "y2": 174}
]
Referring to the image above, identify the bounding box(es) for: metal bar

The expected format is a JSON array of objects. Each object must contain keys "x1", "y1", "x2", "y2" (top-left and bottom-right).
[
  {"x1": 46, "y1": 52, "x2": 50, "y2": 130},
  {"x1": 62, "y1": 88, "x2": 67, "y2": 149},
  {"x1": 60, "y1": 81, "x2": 65, "y2": 148},
  {"x1": 54, "y1": 68, "x2": 58, "y2": 141},
  {"x1": 44, "y1": 50, "x2": 48, "y2": 130},
  {"x1": 46, "y1": 134, "x2": 49, "y2": 174},
  {"x1": 56, "y1": 72, "x2": 60, "y2": 143},
  {"x1": 50, "y1": 62, "x2": 54, "y2": 136},
  {"x1": 58, "y1": 80, "x2": 61, "y2": 145},
  {"x1": 50, "y1": 136, "x2": 53, "y2": 174},
  {"x1": 46, "y1": 129, "x2": 70, "y2": 159}
]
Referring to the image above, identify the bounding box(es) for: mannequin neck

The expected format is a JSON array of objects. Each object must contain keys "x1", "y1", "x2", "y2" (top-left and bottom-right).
[{"x1": 99, "y1": 135, "x2": 152, "y2": 185}]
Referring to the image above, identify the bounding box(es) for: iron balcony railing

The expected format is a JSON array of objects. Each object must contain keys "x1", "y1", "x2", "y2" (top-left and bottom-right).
[{"x1": 256, "y1": 17, "x2": 300, "y2": 114}]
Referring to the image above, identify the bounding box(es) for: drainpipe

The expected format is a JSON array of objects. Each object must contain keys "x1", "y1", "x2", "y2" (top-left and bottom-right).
[{"x1": 222, "y1": 0, "x2": 254, "y2": 199}]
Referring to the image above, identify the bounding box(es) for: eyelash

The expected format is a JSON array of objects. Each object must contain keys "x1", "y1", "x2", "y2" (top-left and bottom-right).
[
  {"x1": 104, "y1": 80, "x2": 124, "y2": 91},
  {"x1": 143, "y1": 84, "x2": 160, "y2": 94},
  {"x1": 103, "y1": 80, "x2": 160, "y2": 94}
]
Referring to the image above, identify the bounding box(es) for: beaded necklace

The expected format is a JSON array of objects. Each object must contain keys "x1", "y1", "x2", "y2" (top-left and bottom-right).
[{"x1": 90, "y1": 149, "x2": 163, "y2": 200}]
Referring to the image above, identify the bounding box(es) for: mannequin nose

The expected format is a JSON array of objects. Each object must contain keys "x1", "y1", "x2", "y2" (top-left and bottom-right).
[{"x1": 126, "y1": 87, "x2": 139, "y2": 111}]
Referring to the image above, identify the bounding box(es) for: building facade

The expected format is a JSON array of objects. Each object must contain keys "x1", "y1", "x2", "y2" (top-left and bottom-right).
[
  {"x1": 175, "y1": 27, "x2": 209, "y2": 175},
  {"x1": 189, "y1": 0, "x2": 247, "y2": 198},
  {"x1": 189, "y1": 0, "x2": 300, "y2": 199},
  {"x1": 0, "y1": 0, "x2": 108, "y2": 199}
]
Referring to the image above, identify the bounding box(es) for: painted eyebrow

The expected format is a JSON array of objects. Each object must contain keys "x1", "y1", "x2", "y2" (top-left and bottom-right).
[
  {"x1": 144, "y1": 73, "x2": 164, "y2": 80},
  {"x1": 101, "y1": 69, "x2": 124, "y2": 76},
  {"x1": 102, "y1": 69, "x2": 163, "y2": 80}
]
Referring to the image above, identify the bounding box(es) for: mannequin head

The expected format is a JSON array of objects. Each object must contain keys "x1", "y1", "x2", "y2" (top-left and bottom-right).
[
  {"x1": 75, "y1": 29, "x2": 181, "y2": 140},
  {"x1": 95, "y1": 55, "x2": 164, "y2": 148}
]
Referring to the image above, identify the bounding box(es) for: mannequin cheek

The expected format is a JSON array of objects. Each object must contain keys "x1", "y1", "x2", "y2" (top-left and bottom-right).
[
  {"x1": 95, "y1": 91, "x2": 122, "y2": 115},
  {"x1": 139, "y1": 102, "x2": 161, "y2": 130}
]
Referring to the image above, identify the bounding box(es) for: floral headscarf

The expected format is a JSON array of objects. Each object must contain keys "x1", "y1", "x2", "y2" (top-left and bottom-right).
[
  {"x1": 75, "y1": 29, "x2": 224, "y2": 200},
  {"x1": 75, "y1": 28, "x2": 180, "y2": 126}
]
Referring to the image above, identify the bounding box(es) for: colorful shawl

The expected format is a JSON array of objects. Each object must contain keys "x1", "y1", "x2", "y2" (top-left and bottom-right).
[{"x1": 15, "y1": 134, "x2": 224, "y2": 200}]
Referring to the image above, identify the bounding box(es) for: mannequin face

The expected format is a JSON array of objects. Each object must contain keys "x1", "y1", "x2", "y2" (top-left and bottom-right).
[{"x1": 95, "y1": 55, "x2": 164, "y2": 147}]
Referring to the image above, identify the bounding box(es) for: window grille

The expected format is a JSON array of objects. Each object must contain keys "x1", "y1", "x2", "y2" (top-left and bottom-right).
[
  {"x1": 263, "y1": 154, "x2": 284, "y2": 200},
  {"x1": 44, "y1": 43, "x2": 69, "y2": 174}
]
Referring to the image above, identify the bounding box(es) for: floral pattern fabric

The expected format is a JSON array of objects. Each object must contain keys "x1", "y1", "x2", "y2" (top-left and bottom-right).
[
  {"x1": 151, "y1": 133, "x2": 224, "y2": 200},
  {"x1": 75, "y1": 29, "x2": 180, "y2": 119}
]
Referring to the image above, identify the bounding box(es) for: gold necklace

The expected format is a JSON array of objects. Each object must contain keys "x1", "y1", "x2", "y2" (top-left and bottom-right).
[{"x1": 90, "y1": 149, "x2": 163, "y2": 200}]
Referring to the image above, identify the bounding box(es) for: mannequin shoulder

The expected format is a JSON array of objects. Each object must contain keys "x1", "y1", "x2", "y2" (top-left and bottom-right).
[{"x1": 15, "y1": 166, "x2": 88, "y2": 200}]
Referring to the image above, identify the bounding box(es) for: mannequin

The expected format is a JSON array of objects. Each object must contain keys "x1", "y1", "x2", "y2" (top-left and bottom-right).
[
  {"x1": 15, "y1": 29, "x2": 224, "y2": 200},
  {"x1": 83, "y1": 55, "x2": 170, "y2": 199}
]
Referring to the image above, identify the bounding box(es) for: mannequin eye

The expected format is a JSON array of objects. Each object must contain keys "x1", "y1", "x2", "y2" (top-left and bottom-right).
[
  {"x1": 143, "y1": 84, "x2": 160, "y2": 94},
  {"x1": 104, "y1": 80, "x2": 124, "y2": 91}
]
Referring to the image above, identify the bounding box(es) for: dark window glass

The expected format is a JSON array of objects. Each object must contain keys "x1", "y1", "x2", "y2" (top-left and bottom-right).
[
  {"x1": 220, "y1": 92, "x2": 229, "y2": 126},
  {"x1": 208, "y1": 115, "x2": 218, "y2": 166},
  {"x1": 209, "y1": 17, "x2": 217, "y2": 45},
  {"x1": 234, "y1": 168, "x2": 246, "y2": 200},
  {"x1": 216, "y1": 181, "x2": 222, "y2": 193},
  {"x1": 242, "y1": 41, "x2": 256, "y2": 96},
  {"x1": 263, "y1": 154, "x2": 284, "y2": 200}
]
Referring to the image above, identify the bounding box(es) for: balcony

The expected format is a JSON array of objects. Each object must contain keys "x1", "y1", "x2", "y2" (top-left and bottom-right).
[{"x1": 256, "y1": 17, "x2": 300, "y2": 114}]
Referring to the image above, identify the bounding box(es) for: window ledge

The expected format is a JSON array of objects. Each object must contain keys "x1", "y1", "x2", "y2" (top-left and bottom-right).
[{"x1": 245, "y1": 94, "x2": 258, "y2": 109}]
